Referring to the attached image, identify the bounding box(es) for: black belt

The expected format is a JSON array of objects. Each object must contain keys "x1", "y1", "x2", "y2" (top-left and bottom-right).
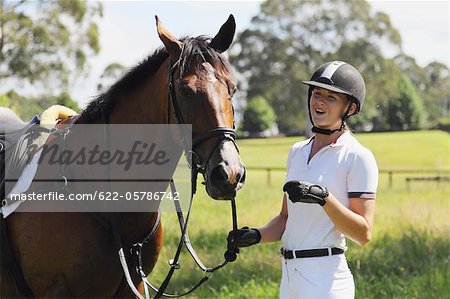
[{"x1": 280, "y1": 247, "x2": 344, "y2": 259}]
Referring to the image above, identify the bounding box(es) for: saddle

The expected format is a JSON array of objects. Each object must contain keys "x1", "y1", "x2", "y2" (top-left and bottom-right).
[
  {"x1": 0, "y1": 115, "x2": 43, "y2": 299},
  {"x1": 0, "y1": 115, "x2": 46, "y2": 202},
  {"x1": 1, "y1": 105, "x2": 77, "y2": 202},
  {"x1": 1, "y1": 106, "x2": 77, "y2": 298}
]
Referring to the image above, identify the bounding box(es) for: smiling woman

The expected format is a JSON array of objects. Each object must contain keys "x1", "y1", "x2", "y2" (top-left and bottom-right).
[
  {"x1": 228, "y1": 60, "x2": 378, "y2": 299},
  {"x1": 309, "y1": 87, "x2": 355, "y2": 131}
]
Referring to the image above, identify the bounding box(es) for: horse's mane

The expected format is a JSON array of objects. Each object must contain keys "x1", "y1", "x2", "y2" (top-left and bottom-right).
[{"x1": 79, "y1": 36, "x2": 231, "y2": 124}]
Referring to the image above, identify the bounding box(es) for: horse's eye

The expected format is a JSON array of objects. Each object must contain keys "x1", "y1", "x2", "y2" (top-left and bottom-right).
[
  {"x1": 227, "y1": 82, "x2": 237, "y2": 97},
  {"x1": 178, "y1": 83, "x2": 196, "y2": 96}
]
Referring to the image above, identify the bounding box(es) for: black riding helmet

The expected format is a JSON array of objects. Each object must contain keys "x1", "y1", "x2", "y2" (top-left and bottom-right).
[{"x1": 303, "y1": 61, "x2": 366, "y2": 135}]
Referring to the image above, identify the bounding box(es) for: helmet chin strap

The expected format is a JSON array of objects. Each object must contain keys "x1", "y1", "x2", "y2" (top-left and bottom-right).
[{"x1": 311, "y1": 125, "x2": 342, "y2": 135}]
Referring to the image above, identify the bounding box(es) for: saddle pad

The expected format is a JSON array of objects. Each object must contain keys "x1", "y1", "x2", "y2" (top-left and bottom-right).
[{"x1": 1, "y1": 148, "x2": 44, "y2": 218}]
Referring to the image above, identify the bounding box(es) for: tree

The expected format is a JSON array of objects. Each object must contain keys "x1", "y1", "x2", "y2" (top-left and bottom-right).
[
  {"x1": 393, "y1": 56, "x2": 450, "y2": 125},
  {"x1": 387, "y1": 75, "x2": 427, "y2": 130},
  {"x1": 54, "y1": 91, "x2": 79, "y2": 112},
  {"x1": 241, "y1": 96, "x2": 276, "y2": 136},
  {"x1": 97, "y1": 62, "x2": 126, "y2": 93},
  {"x1": 423, "y1": 62, "x2": 450, "y2": 122},
  {"x1": 0, "y1": 90, "x2": 79, "y2": 121},
  {"x1": 0, "y1": 0, "x2": 103, "y2": 93},
  {"x1": 0, "y1": 90, "x2": 78, "y2": 120},
  {"x1": 230, "y1": 0, "x2": 404, "y2": 134},
  {"x1": 1, "y1": 91, "x2": 52, "y2": 120},
  {"x1": 0, "y1": 93, "x2": 11, "y2": 107}
]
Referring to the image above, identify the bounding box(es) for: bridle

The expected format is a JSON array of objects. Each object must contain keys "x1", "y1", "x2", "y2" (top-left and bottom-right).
[
  {"x1": 167, "y1": 57, "x2": 238, "y2": 176},
  {"x1": 119, "y1": 49, "x2": 242, "y2": 299}
]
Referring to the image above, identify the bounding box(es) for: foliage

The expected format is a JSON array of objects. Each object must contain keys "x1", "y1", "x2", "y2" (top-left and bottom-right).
[
  {"x1": 0, "y1": 91, "x2": 77, "y2": 120},
  {"x1": 430, "y1": 116, "x2": 450, "y2": 132},
  {"x1": 230, "y1": 0, "x2": 450, "y2": 134},
  {"x1": 0, "y1": 93, "x2": 12, "y2": 109},
  {"x1": 0, "y1": 0, "x2": 103, "y2": 93},
  {"x1": 97, "y1": 62, "x2": 126, "y2": 93},
  {"x1": 0, "y1": 91, "x2": 50, "y2": 120},
  {"x1": 386, "y1": 75, "x2": 427, "y2": 130},
  {"x1": 54, "y1": 91, "x2": 80, "y2": 112},
  {"x1": 241, "y1": 96, "x2": 276, "y2": 136},
  {"x1": 395, "y1": 56, "x2": 450, "y2": 124}
]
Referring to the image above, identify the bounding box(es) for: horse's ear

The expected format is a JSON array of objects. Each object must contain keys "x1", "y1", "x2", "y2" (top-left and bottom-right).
[
  {"x1": 210, "y1": 14, "x2": 236, "y2": 53},
  {"x1": 155, "y1": 16, "x2": 182, "y2": 60}
]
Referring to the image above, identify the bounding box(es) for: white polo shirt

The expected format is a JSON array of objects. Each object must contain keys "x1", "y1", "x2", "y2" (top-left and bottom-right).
[{"x1": 282, "y1": 131, "x2": 378, "y2": 251}]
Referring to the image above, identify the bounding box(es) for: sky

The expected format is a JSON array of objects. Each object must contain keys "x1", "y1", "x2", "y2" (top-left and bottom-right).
[{"x1": 67, "y1": 0, "x2": 450, "y2": 108}]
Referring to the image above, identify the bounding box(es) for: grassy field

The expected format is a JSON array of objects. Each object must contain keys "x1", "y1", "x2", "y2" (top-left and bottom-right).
[{"x1": 148, "y1": 130, "x2": 450, "y2": 298}]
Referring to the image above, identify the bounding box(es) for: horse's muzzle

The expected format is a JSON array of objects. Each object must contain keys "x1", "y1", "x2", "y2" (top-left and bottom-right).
[{"x1": 206, "y1": 162, "x2": 246, "y2": 200}]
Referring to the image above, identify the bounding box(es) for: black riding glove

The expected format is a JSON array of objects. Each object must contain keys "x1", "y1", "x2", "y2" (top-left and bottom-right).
[
  {"x1": 283, "y1": 180, "x2": 329, "y2": 206},
  {"x1": 227, "y1": 226, "x2": 261, "y2": 248}
]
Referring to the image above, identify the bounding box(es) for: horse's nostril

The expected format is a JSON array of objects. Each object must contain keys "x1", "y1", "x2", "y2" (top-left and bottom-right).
[
  {"x1": 210, "y1": 165, "x2": 228, "y2": 184},
  {"x1": 239, "y1": 170, "x2": 246, "y2": 184},
  {"x1": 236, "y1": 173, "x2": 241, "y2": 183}
]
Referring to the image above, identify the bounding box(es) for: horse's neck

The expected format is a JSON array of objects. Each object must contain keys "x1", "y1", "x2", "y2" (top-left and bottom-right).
[
  {"x1": 104, "y1": 58, "x2": 172, "y2": 239},
  {"x1": 116, "y1": 212, "x2": 159, "y2": 244},
  {"x1": 108, "y1": 58, "x2": 171, "y2": 125}
]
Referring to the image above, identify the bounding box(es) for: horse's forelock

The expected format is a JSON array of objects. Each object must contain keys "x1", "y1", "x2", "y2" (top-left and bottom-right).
[{"x1": 179, "y1": 36, "x2": 231, "y2": 78}]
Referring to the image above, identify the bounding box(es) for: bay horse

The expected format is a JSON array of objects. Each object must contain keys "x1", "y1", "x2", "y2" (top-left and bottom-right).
[{"x1": 1, "y1": 15, "x2": 245, "y2": 298}]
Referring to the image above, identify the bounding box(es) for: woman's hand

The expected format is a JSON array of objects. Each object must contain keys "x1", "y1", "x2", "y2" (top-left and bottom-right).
[
  {"x1": 283, "y1": 180, "x2": 329, "y2": 206},
  {"x1": 227, "y1": 227, "x2": 261, "y2": 248}
]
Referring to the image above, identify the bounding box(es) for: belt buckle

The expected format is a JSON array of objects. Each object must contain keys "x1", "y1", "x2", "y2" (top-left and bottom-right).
[
  {"x1": 280, "y1": 247, "x2": 291, "y2": 259},
  {"x1": 327, "y1": 247, "x2": 332, "y2": 256}
]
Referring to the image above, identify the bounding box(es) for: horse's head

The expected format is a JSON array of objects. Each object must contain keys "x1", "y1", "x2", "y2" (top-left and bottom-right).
[{"x1": 156, "y1": 15, "x2": 245, "y2": 200}]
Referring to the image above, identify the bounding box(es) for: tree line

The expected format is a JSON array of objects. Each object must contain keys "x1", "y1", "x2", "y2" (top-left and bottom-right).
[{"x1": 1, "y1": 0, "x2": 449, "y2": 135}]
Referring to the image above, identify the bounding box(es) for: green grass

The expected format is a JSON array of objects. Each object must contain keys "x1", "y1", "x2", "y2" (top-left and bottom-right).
[
  {"x1": 238, "y1": 130, "x2": 450, "y2": 169},
  {"x1": 356, "y1": 130, "x2": 450, "y2": 169},
  {"x1": 147, "y1": 130, "x2": 450, "y2": 298}
]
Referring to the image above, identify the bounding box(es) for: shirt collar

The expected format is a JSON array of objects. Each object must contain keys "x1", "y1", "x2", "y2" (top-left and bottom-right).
[
  {"x1": 301, "y1": 130, "x2": 351, "y2": 149},
  {"x1": 330, "y1": 130, "x2": 351, "y2": 147}
]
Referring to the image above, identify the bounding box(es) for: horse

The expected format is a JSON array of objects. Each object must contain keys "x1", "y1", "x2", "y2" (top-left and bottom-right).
[{"x1": 1, "y1": 15, "x2": 245, "y2": 298}]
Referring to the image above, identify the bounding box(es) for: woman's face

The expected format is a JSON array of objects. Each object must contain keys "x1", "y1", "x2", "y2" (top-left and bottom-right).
[{"x1": 309, "y1": 87, "x2": 355, "y2": 130}]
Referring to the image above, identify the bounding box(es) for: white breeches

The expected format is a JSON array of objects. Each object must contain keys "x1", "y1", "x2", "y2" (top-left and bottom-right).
[{"x1": 279, "y1": 254, "x2": 354, "y2": 299}]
